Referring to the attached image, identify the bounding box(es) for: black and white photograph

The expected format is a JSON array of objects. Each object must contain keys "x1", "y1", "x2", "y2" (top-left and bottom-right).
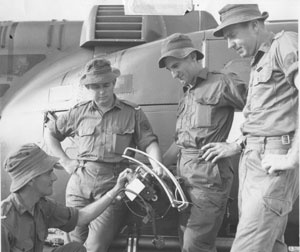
[{"x1": 0, "y1": 1, "x2": 299, "y2": 252}]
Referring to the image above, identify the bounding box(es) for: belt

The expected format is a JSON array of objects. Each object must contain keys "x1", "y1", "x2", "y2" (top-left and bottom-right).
[
  {"x1": 245, "y1": 132, "x2": 294, "y2": 151},
  {"x1": 180, "y1": 148, "x2": 204, "y2": 157},
  {"x1": 246, "y1": 132, "x2": 294, "y2": 145},
  {"x1": 78, "y1": 160, "x2": 129, "y2": 175}
]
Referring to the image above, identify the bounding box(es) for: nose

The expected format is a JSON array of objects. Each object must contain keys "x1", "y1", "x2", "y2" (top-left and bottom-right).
[
  {"x1": 51, "y1": 172, "x2": 57, "y2": 182},
  {"x1": 171, "y1": 69, "x2": 178, "y2": 79},
  {"x1": 227, "y1": 38, "x2": 235, "y2": 49}
]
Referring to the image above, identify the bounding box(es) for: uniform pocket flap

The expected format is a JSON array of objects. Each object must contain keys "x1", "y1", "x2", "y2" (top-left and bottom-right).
[
  {"x1": 263, "y1": 196, "x2": 292, "y2": 216},
  {"x1": 253, "y1": 64, "x2": 272, "y2": 85},
  {"x1": 78, "y1": 125, "x2": 95, "y2": 136}
]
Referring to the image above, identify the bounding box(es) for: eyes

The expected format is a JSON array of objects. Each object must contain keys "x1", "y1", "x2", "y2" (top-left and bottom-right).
[
  {"x1": 87, "y1": 83, "x2": 113, "y2": 90},
  {"x1": 224, "y1": 31, "x2": 236, "y2": 40},
  {"x1": 167, "y1": 62, "x2": 180, "y2": 71}
]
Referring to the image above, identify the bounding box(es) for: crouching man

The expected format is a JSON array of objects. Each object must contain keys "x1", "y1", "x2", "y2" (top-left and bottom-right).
[{"x1": 1, "y1": 143, "x2": 132, "y2": 252}]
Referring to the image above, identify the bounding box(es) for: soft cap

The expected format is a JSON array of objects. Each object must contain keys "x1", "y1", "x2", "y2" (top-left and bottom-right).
[
  {"x1": 4, "y1": 143, "x2": 62, "y2": 192},
  {"x1": 158, "y1": 33, "x2": 204, "y2": 68},
  {"x1": 213, "y1": 4, "x2": 269, "y2": 37}
]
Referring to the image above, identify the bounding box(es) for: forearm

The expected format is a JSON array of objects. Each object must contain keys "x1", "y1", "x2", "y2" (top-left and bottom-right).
[
  {"x1": 145, "y1": 141, "x2": 163, "y2": 166},
  {"x1": 288, "y1": 126, "x2": 299, "y2": 168},
  {"x1": 163, "y1": 142, "x2": 179, "y2": 167},
  {"x1": 77, "y1": 187, "x2": 119, "y2": 226}
]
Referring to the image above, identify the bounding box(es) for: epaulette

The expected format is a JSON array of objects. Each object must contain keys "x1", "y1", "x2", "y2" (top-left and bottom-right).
[
  {"x1": 73, "y1": 100, "x2": 92, "y2": 109},
  {"x1": 120, "y1": 100, "x2": 141, "y2": 110},
  {"x1": 210, "y1": 70, "x2": 222, "y2": 75},
  {"x1": 274, "y1": 30, "x2": 284, "y2": 40},
  {"x1": 1, "y1": 200, "x2": 13, "y2": 218}
]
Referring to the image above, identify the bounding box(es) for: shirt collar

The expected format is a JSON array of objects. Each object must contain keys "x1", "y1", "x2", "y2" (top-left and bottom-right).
[
  {"x1": 251, "y1": 32, "x2": 275, "y2": 66},
  {"x1": 11, "y1": 193, "x2": 33, "y2": 215},
  {"x1": 183, "y1": 68, "x2": 208, "y2": 93},
  {"x1": 90, "y1": 95, "x2": 122, "y2": 111}
]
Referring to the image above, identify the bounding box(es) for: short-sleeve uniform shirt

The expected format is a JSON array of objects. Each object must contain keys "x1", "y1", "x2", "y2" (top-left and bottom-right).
[
  {"x1": 47, "y1": 96, "x2": 158, "y2": 162},
  {"x1": 176, "y1": 68, "x2": 247, "y2": 148},
  {"x1": 242, "y1": 31, "x2": 298, "y2": 136},
  {"x1": 1, "y1": 193, "x2": 78, "y2": 252}
]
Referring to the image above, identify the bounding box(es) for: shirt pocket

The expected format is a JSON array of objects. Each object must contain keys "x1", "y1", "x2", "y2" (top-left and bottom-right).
[
  {"x1": 192, "y1": 103, "x2": 212, "y2": 128},
  {"x1": 77, "y1": 122, "x2": 97, "y2": 154},
  {"x1": 250, "y1": 63, "x2": 274, "y2": 110},
  {"x1": 193, "y1": 95, "x2": 220, "y2": 128},
  {"x1": 113, "y1": 128, "x2": 134, "y2": 155}
]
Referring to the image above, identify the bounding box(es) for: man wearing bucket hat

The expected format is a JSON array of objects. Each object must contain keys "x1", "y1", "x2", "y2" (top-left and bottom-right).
[
  {"x1": 159, "y1": 33, "x2": 247, "y2": 252},
  {"x1": 201, "y1": 4, "x2": 299, "y2": 252},
  {"x1": 44, "y1": 58, "x2": 163, "y2": 252},
  {"x1": 1, "y1": 143, "x2": 132, "y2": 252}
]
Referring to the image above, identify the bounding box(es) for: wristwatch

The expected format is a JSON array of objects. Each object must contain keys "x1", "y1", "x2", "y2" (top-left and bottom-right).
[{"x1": 235, "y1": 137, "x2": 246, "y2": 151}]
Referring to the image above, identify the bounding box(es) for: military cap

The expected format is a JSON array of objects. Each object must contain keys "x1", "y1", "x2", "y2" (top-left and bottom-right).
[
  {"x1": 214, "y1": 4, "x2": 269, "y2": 37},
  {"x1": 158, "y1": 33, "x2": 204, "y2": 68},
  {"x1": 80, "y1": 58, "x2": 120, "y2": 86},
  {"x1": 4, "y1": 143, "x2": 62, "y2": 192}
]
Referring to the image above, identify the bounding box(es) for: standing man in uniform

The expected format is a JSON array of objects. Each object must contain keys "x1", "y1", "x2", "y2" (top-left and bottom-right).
[
  {"x1": 159, "y1": 33, "x2": 247, "y2": 252},
  {"x1": 44, "y1": 58, "x2": 163, "y2": 252},
  {"x1": 202, "y1": 4, "x2": 298, "y2": 251},
  {"x1": 1, "y1": 143, "x2": 132, "y2": 252}
]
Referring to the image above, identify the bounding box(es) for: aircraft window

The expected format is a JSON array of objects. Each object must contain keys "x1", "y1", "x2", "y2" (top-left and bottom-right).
[
  {"x1": 0, "y1": 54, "x2": 46, "y2": 77},
  {"x1": 0, "y1": 83, "x2": 10, "y2": 97}
]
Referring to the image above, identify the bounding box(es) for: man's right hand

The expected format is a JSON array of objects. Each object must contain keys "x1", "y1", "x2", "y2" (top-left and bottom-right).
[
  {"x1": 201, "y1": 142, "x2": 241, "y2": 163},
  {"x1": 59, "y1": 158, "x2": 80, "y2": 174},
  {"x1": 115, "y1": 168, "x2": 134, "y2": 190}
]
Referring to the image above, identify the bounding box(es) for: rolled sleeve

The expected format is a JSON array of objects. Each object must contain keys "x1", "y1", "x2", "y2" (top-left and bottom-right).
[
  {"x1": 43, "y1": 198, "x2": 79, "y2": 233},
  {"x1": 59, "y1": 207, "x2": 79, "y2": 232},
  {"x1": 46, "y1": 110, "x2": 75, "y2": 141},
  {"x1": 222, "y1": 72, "x2": 247, "y2": 111},
  {"x1": 134, "y1": 109, "x2": 158, "y2": 151},
  {"x1": 275, "y1": 32, "x2": 298, "y2": 86}
]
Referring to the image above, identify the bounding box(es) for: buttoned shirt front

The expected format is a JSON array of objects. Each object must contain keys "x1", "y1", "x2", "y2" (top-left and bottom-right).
[
  {"x1": 242, "y1": 31, "x2": 298, "y2": 136},
  {"x1": 175, "y1": 68, "x2": 247, "y2": 149},
  {"x1": 1, "y1": 193, "x2": 78, "y2": 252},
  {"x1": 47, "y1": 96, "x2": 157, "y2": 162}
]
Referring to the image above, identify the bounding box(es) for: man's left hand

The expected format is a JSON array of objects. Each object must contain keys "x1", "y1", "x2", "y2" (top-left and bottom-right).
[
  {"x1": 152, "y1": 165, "x2": 166, "y2": 177},
  {"x1": 262, "y1": 154, "x2": 297, "y2": 175}
]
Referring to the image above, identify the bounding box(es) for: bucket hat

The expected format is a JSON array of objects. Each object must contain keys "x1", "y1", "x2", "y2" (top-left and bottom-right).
[
  {"x1": 158, "y1": 33, "x2": 204, "y2": 68},
  {"x1": 80, "y1": 58, "x2": 120, "y2": 86},
  {"x1": 214, "y1": 4, "x2": 269, "y2": 37},
  {"x1": 4, "y1": 143, "x2": 63, "y2": 192}
]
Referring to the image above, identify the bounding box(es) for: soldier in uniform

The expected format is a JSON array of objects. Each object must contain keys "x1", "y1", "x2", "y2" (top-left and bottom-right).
[
  {"x1": 202, "y1": 4, "x2": 299, "y2": 252},
  {"x1": 44, "y1": 58, "x2": 163, "y2": 252},
  {"x1": 1, "y1": 143, "x2": 132, "y2": 252},
  {"x1": 159, "y1": 33, "x2": 247, "y2": 252}
]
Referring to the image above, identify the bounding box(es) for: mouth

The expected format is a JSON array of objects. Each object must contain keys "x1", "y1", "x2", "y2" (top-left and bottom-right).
[
  {"x1": 176, "y1": 75, "x2": 184, "y2": 81},
  {"x1": 236, "y1": 47, "x2": 243, "y2": 54}
]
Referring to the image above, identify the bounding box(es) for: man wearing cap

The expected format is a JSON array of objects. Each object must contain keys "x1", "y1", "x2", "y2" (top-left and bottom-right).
[
  {"x1": 159, "y1": 33, "x2": 247, "y2": 252},
  {"x1": 201, "y1": 4, "x2": 298, "y2": 252},
  {"x1": 44, "y1": 58, "x2": 163, "y2": 252},
  {"x1": 1, "y1": 143, "x2": 132, "y2": 252}
]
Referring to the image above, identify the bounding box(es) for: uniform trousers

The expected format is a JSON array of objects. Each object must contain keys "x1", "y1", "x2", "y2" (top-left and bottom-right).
[
  {"x1": 177, "y1": 149, "x2": 234, "y2": 252},
  {"x1": 231, "y1": 136, "x2": 299, "y2": 252},
  {"x1": 65, "y1": 161, "x2": 129, "y2": 252},
  {"x1": 51, "y1": 242, "x2": 86, "y2": 252}
]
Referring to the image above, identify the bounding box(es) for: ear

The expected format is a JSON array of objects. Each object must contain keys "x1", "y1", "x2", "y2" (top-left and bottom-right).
[
  {"x1": 250, "y1": 20, "x2": 260, "y2": 33},
  {"x1": 188, "y1": 52, "x2": 197, "y2": 61},
  {"x1": 27, "y1": 179, "x2": 34, "y2": 187}
]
